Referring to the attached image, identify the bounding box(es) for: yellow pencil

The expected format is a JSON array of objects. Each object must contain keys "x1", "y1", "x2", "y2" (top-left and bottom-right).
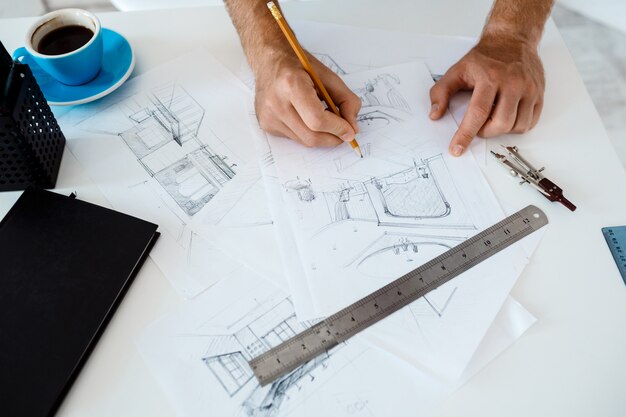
[{"x1": 266, "y1": 1, "x2": 363, "y2": 158}]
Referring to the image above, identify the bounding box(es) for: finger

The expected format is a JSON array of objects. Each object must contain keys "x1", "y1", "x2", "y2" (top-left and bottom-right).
[
  {"x1": 320, "y1": 69, "x2": 362, "y2": 133},
  {"x1": 449, "y1": 83, "x2": 497, "y2": 156},
  {"x1": 531, "y1": 99, "x2": 544, "y2": 128},
  {"x1": 275, "y1": 121, "x2": 305, "y2": 145},
  {"x1": 291, "y1": 81, "x2": 357, "y2": 142},
  {"x1": 478, "y1": 91, "x2": 520, "y2": 138},
  {"x1": 263, "y1": 120, "x2": 306, "y2": 147},
  {"x1": 511, "y1": 98, "x2": 534, "y2": 134},
  {"x1": 283, "y1": 105, "x2": 343, "y2": 147},
  {"x1": 429, "y1": 66, "x2": 467, "y2": 120}
]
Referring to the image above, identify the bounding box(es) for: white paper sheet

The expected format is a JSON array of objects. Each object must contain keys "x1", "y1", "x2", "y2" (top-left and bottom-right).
[
  {"x1": 260, "y1": 61, "x2": 538, "y2": 381},
  {"x1": 137, "y1": 267, "x2": 536, "y2": 417},
  {"x1": 60, "y1": 51, "x2": 257, "y2": 298},
  {"x1": 237, "y1": 20, "x2": 487, "y2": 165}
]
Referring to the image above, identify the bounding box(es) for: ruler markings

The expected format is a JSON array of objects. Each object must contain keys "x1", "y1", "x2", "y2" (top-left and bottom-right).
[{"x1": 249, "y1": 205, "x2": 547, "y2": 386}]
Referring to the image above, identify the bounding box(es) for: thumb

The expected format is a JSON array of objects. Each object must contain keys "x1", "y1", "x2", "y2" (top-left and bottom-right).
[{"x1": 429, "y1": 67, "x2": 465, "y2": 120}]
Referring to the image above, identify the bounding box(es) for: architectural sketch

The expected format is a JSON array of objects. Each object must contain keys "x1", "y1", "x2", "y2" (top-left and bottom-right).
[
  {"x1": 200, "y1": 296, "x2": 341, "y2": 417},
  {"x1": 352, "y1": 73, "x2": 413, "y2": 132},
  {"x1": 117, "y1": 83, "x2": 237, "y2": 216},
  {"x1": 358, "y1": 110, "x2": 403, "y2": 132},
  {"x1": 65, "y1": 52, "x2": 259, "y2": 298},
  {"x1": 345, "y1": 231, "x2": 464, "y2": 272},
  {"x1": 283, "y1": 155, "x2": 473, "y2": 234},
  {"x1": 344, "y1": 230, "x2": 464, "y2": 319},
  {"x1": 354, "y1": 73, "x2": 410, "y2": 112}
]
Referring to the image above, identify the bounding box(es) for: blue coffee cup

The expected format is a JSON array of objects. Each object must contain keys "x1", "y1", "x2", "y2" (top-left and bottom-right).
[{"x1": 13, "y1": 9, "x2": 103, "y2": 86}]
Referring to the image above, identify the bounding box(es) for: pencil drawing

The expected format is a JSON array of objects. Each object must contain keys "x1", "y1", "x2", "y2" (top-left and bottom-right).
[
  {"x1": 345, "y1": 231, "x2": 465, "y2": 277},
  {"x1": 354, "y1": 73, "x2": 411, "y2": 113},
  {"x1": 357, "y1": 110, "x2": 403, "y2": 132},
  {"x1": 81, "y1": 82, "x2": 237, "y2": 217},
  {"x1": 201, "y1": 297, "x2": 341, "y2": 417},
  {"x1": 284, "y1": 155, "x2": 464, "y2": 234},
  {"x1": 120, "y1": 83, "x2": 236, "y2": 216}
]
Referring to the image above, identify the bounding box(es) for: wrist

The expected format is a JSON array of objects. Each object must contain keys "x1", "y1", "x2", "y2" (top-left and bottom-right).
[
  {"x1": 246, "y1": 32, "x2": 293, "y2": 70},
  {"x1": 481, "y1": 19, "x2": 543, "y2": 49},
  {"x1": 476, "y1": 29, "x2": 540, "y2": 62}
]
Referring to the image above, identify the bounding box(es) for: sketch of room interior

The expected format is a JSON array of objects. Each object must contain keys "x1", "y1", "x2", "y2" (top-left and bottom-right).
[
  {"x1": 353, "y1": 73, "x2": 412, "y2": 132},
  {"x1": 201, "y1": 297, "x2": 341, "y2": 417},
  {"x1": 117, "y1": 83, "x2": 237, "y2": 217},
  {"x1": 285, "y1": 155, "x2": 466, "y2": 232}
]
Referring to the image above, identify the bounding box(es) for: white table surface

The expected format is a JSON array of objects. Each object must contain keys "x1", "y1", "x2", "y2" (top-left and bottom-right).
[{"x1": 1, "y1": 1, "x2": 625, "y2": 416}]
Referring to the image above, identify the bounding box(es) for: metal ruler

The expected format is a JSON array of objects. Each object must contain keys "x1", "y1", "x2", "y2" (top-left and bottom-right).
[{"x1": 249, "y1": 205, "x2": 548, "y2": 386}]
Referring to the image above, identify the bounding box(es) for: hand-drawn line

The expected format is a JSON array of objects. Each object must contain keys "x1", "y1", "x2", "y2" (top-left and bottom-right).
[
  {"x1": 344, "y1": 230, "x2": 466, "y2": 271},
  {"x1": 285, "y1": 155, "x2": 476, "y2": 236},
  {"x1": 357, "y1": 110, "x2": 403, "y2": 133},
  {"x1": 200, "y1": 297, "x2": 341, "y2": 417},
  {"x1": 311, "y1": 52, "x2": 347, "y2": 75},
  {"x1": 354, "y1": 73, "x2": 411, "y2": 113},
  {"x1": 106, "y1": 82, "x2": 237, "y2": 217}
]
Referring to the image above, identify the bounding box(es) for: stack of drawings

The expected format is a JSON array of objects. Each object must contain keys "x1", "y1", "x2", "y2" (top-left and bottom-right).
[{"x1": 57, "y1": 20, "x2": 543, "y2": 417}]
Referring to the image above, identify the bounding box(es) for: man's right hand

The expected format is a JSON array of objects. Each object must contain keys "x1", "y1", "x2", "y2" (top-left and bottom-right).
[{"x1": 253, "y1": 49, "x2": 362, "y2": 147}]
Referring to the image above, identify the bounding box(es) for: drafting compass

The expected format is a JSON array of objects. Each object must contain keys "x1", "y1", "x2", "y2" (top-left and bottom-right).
[{"x1": 491, "y1": 145, "x2": 576, "y2": 211}]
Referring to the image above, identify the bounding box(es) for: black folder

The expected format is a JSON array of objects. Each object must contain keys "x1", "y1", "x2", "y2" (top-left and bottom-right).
[{"x1": 0, "y1": 188, "x2": 159, "y2": 417}]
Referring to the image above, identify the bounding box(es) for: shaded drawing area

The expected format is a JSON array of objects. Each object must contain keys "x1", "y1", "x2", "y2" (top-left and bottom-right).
[
  {"x1": 201, "y1": 297, "x2": 340, "y2": 417},
  {"x1": 117, "y1": 82, "x2": 236, "y2": 216}
]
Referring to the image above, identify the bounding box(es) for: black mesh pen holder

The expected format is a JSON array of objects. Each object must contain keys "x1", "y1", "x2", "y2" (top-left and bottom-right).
[{"x1": 0, "y1": 41, "x2": 65, "y2": 192}]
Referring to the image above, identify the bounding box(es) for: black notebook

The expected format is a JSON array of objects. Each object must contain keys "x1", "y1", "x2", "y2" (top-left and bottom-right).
[{"x1": 0, "y1": 188, "x2": 159, "y2": 417}]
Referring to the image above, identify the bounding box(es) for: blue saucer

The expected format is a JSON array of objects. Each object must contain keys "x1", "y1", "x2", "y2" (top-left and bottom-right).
[{"x1": 19, "y1": 28, "x2": 135, "y2": 106}]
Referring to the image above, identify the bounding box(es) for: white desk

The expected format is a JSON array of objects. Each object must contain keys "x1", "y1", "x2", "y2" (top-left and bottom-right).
[{"x1": 1, "y1": 1, "x2": 625, "y2": 416}]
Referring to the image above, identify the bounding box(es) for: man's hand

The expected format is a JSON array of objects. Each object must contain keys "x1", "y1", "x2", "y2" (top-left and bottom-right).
[
  {"x1": 430, "y1": 35, "x2": 545, "y2": 156},
  {"x1": 429, "y1": 0, "x2": 553, "y2": 156},
  {"x1": 254, "y1": 50, "x2": 361, "y2": 147}
]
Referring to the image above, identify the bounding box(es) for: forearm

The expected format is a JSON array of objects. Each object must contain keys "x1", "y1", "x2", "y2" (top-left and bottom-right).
[
  {"x1": 224, "y1": 0, "x2": 292, "y2": 72},
  {"x1": 482, "y1": 0, "x2": 554, "y2": 47}
]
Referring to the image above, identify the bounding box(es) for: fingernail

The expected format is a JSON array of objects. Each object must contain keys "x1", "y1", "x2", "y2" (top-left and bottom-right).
[
  {"x1": 341, "y1": 132, "x2": 354, "y2": 141},
  {"x1": 430, "y1": 103, "x2": 439, "y2": 117},
  {"x1": 451, "y1": 144, "x2": 464, "y2": 156}
]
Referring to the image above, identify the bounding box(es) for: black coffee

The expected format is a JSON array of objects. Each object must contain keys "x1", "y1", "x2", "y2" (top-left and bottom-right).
[{"x1": 37, "y1": 25, "x2": 94, "y2": 55}]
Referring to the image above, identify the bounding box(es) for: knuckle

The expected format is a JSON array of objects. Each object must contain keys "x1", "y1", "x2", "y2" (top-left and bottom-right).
[
  {"x1": 473, "y1": 104, "x2": 492, "y2": 121},
  {"x1": 306, "y1": 113, "x2": 326, "y2": 131},
  {"x1": 489, "y1": 117, "x2": 512, "y2": 133},
  {"x1": 280, "y1": 69, "x2": 304, "y2": 90},
  {"x1": 457, "y1": 129, "x2": 474, "y2": 144}
]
